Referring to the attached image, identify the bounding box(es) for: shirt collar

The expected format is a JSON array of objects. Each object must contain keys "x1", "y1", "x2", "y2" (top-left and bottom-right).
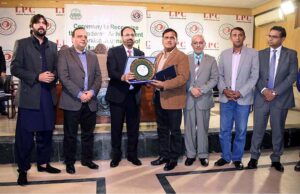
[
  {"x1": 232, "y1": 47, "x2": 242, "y2": 54},
  {"x1": 194, "y1": 52, "x2": 203, "y2": 58},
  {"x1": 31, "y1": 35, "x2": 48, "y2": 45},
  {"x1": 270, "y1": 45, "x2": 282, "y2": 53}
]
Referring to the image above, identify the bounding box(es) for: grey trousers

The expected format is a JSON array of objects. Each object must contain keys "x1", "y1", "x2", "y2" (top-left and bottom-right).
[{"x1": 184, "y1": 106, "x2": 210, "y2": 159}]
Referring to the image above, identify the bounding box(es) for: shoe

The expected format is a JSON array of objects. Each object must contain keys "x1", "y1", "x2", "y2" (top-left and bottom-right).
[
  {"x1": 271, "y1": 162, "x2": 284, "y2": 172},
  {"x1": 37, "y1": 164, "x2": 61, "y2": 173},
  {"x1": 110, "y1": 159, "x2": 120, "y2": 168},
  {"x1": 233, "y1": 161, "x2": 244, "y2": 170},
  {"x1": 200, "y1": 158, "x2": 209, "y2": 167},
  {"x1": 184, "y1": 158, "x2": 195, "y2": 166},
  {"x1": 214, "y1": 158, "x2": 230, "y2": 166},
  {"x1": 1, "y1": 111, "x2": 8, "y2": 116},
  {"x1": 17, "y1": 170, "x2": 28, "y2": 186},
  {"x1": 295, "y1": 161, "x2": 300, "y2": 172},
  {"x1": 247, "y1": 158, "x2": 258, "y2": 169},
  {"x1": 66, "y1": 164, "x2": 76, "y2": 174},
  {"x1": 127, "y1": 158, "x2": 142, "y2": 166},
  {"x1": 164, "y1": 161, "x2": 177, "y2": 171},
  {"x1": 151, "y1": 157, "x2": 170, "y2": 166},
  {"x1": 81, "y1": 161, "x2": 99, "y2": 169}
]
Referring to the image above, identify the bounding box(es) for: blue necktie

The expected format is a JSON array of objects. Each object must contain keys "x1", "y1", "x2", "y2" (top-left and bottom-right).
[{"x1": 267, "y1": 50, "x2": 277, "y2": 89}]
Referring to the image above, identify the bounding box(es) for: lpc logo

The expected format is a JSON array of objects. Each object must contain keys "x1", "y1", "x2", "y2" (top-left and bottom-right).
[
  {"x1": 0, "y1": 17, "x2": 16, "y2": 35},
  {"x1": 169, "y1": 12, "x2": 186, "y2": 19},
  {"x1": 150, "y1": 20, "x2": 168, "y2": 37},
  {"x1": 218, "y1": 23, "x2": 234, "y2": 40},
  {"x1": 3, "y1": 50, "x2": 13, "y2": 63},
  {"x1": 185, "y1": 22, "x2": 203, "y2": 38},
  {"x1": 70, "y1": 8, "x2": 82, "y2": 20},
  {"x1": 131, "y1": 10, "x2": 143, "y2": 22},
  {"x1": 46, "y1": 18, "x2": 56, "y2": 36},
  {"x1": 236, "y1": 15, "x2": 252, "y2": 23}
]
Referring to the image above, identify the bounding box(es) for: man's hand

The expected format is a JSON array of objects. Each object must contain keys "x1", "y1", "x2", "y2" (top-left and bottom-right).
[
  {"x1": 0, "y1": 72, "x2": 6, "y2": 78},
  {"x1": 151, "y1": 80, "x2": 164, "y2": 90},
  {"x1": 80, "y1": 90, "x2": 94, "y2": 103},
  {"x1": 232, "y1": 91, "x2": 241, "y2": 100},
  {"x1": 38, "y1": 71, "x2": 55, "y2": 83},
  {"x1": 121, "y1": 72, "x2": 135, "y2": 83},
  {"x1": 223, "y1": 88, "x2": 235, "y2": 100},
  {"x1": 262, "y1": 89, "x2": 276, "y2": 102},
  {"x1": 191, "y1": 87, "x2": 202, "y2": 98}
]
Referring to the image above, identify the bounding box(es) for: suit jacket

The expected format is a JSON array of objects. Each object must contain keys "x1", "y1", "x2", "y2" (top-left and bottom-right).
[
  {"x1": 186, "y1": 53, "x2": 218, "y2": 110},
  {"x1": 254, "y1": 47, "x2": 298, "y2": 109},
  {"x1": 57, "y1": 46, "x2": 102, "y2": 111},
  {"x1": 218, "y1": 46, "x2": 259, "y2": 105},
  {"x1": 0, "y1": 46, "x2": 6, "y2": 73},
  {"x1": 105, "y1": 45, "x2": 144, "y2": 104},
  {"x1": 10, "y1": 36, "x2": 57, "y2": 109},
  {"x1": 155, "y1": 47, "x2": 189, "y2": 109}
]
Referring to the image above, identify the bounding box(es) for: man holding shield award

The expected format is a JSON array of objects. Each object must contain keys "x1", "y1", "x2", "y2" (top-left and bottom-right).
[{"x1": 106, "y1": 26, "x2": 151, "y2": 168}]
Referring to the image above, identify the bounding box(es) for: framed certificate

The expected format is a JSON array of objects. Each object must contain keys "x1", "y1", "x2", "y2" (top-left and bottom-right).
[{"x1": 124, "y1": 56, "x2": 156, "y2": 84}]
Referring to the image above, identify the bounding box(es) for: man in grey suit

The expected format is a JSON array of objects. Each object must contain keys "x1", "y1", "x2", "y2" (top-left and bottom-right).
[
  {"x1": 58, "y1": 27, "x2": 101, "y2": 174},
  {"x1": 247, "y1": 26, "x2": 298, "y2": 172},
  {"x1": 215, "y1": 27, "x2": 259, "y2": 170},
  {"x1": 184, "y1": 34, "x2": 218, "y2": 166}
]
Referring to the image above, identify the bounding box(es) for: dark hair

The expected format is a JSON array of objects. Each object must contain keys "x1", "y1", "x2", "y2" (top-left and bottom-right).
[
  {"x1": 270, "y1": 26, "x2": 286, "y2": 38},
  {"x1": 29, "y1": 14, "x2": 48, "y2": 34},
  {"x1": 72, "y1": 27, "x2": 85, "y2": 37},
  {"x1": 230, "y1": 27, "x2": 245, "y2": 36},
  {"x1": 121, "y1": 26, "x2": 136, "y2": 36},
  {"x1": 162, "y1": 28, "x2": 178, "y2": 38}
]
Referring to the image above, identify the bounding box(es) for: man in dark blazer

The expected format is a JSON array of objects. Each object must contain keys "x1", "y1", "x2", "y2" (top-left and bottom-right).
[
  {"x1": 247, "y1": 26, "x2": 298, "y2": 172},
  {"x1": 58, "y1": 27, "x2": 101, "y2": 174},
  {"x1": 11, "y1": 14, "x2": 61, "y2": 186},
  {"x1": 105, "y1": 26, "x2": 144, "y2": 168},
  {"x1": 0, "y1": 46, "x2": 8, "y2": 115}
]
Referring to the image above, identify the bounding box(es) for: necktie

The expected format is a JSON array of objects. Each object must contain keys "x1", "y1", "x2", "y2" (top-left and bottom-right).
[
  {"x1": 127, "y1": 50, "x2": 132, "y2": 57},
  {"x1": 267, "y1": 50, "x2": 277, "y2": 89},
  {"x1": 195, "y1": 55, "x2": 200, "y2": 80}
]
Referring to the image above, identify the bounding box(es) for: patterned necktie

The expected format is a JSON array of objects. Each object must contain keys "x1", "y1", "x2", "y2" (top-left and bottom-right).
[
  {"x1": 195, "y1": 55, "x2": 201, "y2": 80},
  {"x1": 127, "y1": 50, "x2": 132, "y2": 57},
  {"x1": 267, "y1": 50, "x2": 277, "y2": 89}
]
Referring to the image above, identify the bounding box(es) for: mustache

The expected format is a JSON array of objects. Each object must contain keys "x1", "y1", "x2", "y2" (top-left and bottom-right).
[{"x1": 38, "y1": 27, "x2": 45, "y2": 31}]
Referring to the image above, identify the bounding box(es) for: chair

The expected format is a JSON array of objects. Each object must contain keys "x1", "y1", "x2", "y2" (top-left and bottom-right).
[{"x1": 0, "y1": 75, "x2": 17, "y2": 119}]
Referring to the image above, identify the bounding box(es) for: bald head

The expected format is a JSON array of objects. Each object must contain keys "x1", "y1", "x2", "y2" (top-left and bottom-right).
[{"x1": 191, "y1": 34, "x2": 206, "y2": 54}]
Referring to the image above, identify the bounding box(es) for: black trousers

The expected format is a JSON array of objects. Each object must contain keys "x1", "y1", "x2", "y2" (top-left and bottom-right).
[
  {"x1": 15, "y1": 115, "x2": 53, "y2": 171},
  {"x1": 63, "y1": 103, "x2": 96, "y2": 165},
  {"x1": 109, "y1": 91, "x2": 140, "y2": 160},
  {"x1": 154, "y1": 91, "x2": 182, "y2": 161}
]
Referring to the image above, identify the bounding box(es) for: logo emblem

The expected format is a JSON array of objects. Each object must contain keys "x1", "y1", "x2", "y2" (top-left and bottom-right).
[
  {"x1": 3, "y1": 50, "x2": 13, "y2": 62},
  {"x1": 131, "y1": 10, "x2": 143, "y2": 22},
  {"x1": 46, "y1": 18, "x2": 56, "y2": 36},
  {"x1": 150, "y1": 20, "x2": 168, "y2": 37},
  {"x1": 97, "y1": 88, "x2": 110, "y2": 117},
  {"x1": 0, "y1": 17, "x2": 16, "y2": 35},
  {"x1": 185, "y1": 22, "x2": 203, "y2": 38},
  {"x1": 218, "y1": 23, "x2": 234, "y2": 40},
  {"x1": 70, "y1": 8, "x2": 82, "y2": 20}
]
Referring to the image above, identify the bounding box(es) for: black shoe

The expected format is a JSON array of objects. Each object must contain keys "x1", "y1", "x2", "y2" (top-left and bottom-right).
[
  {"x1": 151, "y1": 157, "x2": 170, "y2": 166},
  {"x1": 214, "y1": 158, "x2": 230, "y2": 166},
  {"x1": 200, "y1": 158, "x2": 209, "y2": 167},
  {"x1": 17, "y1": 170, "x2": 28, "y2": 186},
  {"x1": 66, "y1": 164, "x2": 76, "y2": 174},
  {"x1": 233, "y1": 161, "x2": 244, "y2": 170},
  {"x1": 37, "y1": 164, "x2": 61, "y2": 174},
  {"x1": 271, "y1": 162, "x2": 284, "y2": 172},
  {"x1": 184, "y1": 158, "x2": 195, "y2": 166},
  {"x1": 247, "y1": 158, "x2": 258, "y2": 169},
  {"x1": 1, "y1": 111, "x2": 8, "y2": 116},
  {"x1": 110, "y1": 159, "x2": 120, "y2": 168},
  {"x1": 164, "y1": 161, "x2": 177, "y2": 171},
  {"x1": 295, "y1": 161, "x2": 300, "y2": 172},
  {"x1": 81, "y1": 161, "x2": 99, "y2": 169},
  {"x1": 127, "y1": 158, "x2": 142, "y2": 166}
]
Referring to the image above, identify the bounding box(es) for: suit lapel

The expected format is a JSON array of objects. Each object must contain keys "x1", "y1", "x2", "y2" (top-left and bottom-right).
[
  {"x1": 70, "y1": 47, "x2": 85, "y2": 73},
  {"x1": 86, "y1": 51, "x2": 93, "y2": 85},
  {"x1": 195, "y1": 54, "x2": 206, "y2": 79},
  {"x1": 162, "y1": 48, "x2": 178, "y2": 70},
  {"x1": 236, "y1": 47, "x2": 246, "y2": 77},
  {"x1": 119, "y1": 46, "x2": 128, "y2": 71},
  {"x1": 262, "y1": 48, "x2": 271, "y2": 79},
  {"x1": 274, "y1": 47, "x2": 286, "y2": 85}
]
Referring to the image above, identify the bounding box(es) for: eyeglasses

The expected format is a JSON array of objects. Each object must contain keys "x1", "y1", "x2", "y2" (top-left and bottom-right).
[
  {"x1": 192, "y1": 42, "x2": 205, "y2": 46},
  {"x1": 267, "y1": 35, "x2": 281, "y2": 39}
]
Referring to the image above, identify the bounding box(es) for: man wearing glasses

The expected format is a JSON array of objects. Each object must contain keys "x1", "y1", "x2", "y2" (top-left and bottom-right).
[{"x1": 247, "y1": 26, "x2": 298, "y2": 172}]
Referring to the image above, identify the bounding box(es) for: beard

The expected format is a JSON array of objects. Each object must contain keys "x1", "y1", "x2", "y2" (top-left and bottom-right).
[{"x1": 32, "y1": 28, "x2": 46, "y2": 37}]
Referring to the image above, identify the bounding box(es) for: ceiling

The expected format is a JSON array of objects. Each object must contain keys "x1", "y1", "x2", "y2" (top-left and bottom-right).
[{"x1": 111, "y1": 0, "x2": 272, "y2": 8}]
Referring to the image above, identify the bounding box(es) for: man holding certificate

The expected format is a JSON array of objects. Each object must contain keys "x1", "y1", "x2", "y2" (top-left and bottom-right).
[
  {"x1": 151, "y1": 28, "x2": 190, "y2": 171},
  {"x1": 105, "y1": 26, "x2": 144, "y2": 168}
]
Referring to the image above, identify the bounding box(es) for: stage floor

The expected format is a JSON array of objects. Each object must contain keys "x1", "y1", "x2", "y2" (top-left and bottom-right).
[{"x1": 0, "y1": 149, "x2": 299, "y2": 193}]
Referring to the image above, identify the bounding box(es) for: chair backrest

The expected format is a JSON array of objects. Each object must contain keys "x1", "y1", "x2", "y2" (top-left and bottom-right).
[{"x1": 3, "y1": 75, "x2": 12, "y2": 93}]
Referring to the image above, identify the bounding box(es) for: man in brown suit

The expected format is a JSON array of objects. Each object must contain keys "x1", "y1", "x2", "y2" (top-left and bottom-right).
[{"x1": 151, "y1": 28, "x2": 189, "y2": 171}]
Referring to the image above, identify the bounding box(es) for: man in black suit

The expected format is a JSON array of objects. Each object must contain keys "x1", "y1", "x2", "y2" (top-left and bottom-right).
[
  {"x1": 11, "y1": 14, "x2": 61, "y2": 186},
  {"x1": 105, "y1": 26, "x2": 144, "y2": 167},
  {"x1": 0, "y1": 46, "x2": 8, "y2": 115}
]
